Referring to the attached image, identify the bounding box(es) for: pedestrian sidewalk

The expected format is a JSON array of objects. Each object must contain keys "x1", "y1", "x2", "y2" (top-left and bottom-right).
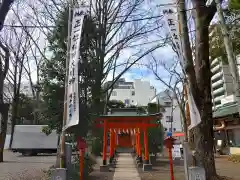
[{"x1": 113, "y1": 153, "x2": 141, "y2": 180}]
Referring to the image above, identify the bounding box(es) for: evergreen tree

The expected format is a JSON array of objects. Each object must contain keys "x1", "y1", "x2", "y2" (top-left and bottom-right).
[
  {"x1": 40, "y1": 6, "x2": 98, "y2": 137},
  {"x1": 209, "y1": 9, "x2": 240, "y2": 62},
  {"x1": 40, "y1": 7, "x2": 68, "y2": 134}
]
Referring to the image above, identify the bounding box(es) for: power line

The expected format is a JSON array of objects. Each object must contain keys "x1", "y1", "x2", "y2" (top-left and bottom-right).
[{"x1": 3, "y1": 15, "x2": 164, "y2": 29}]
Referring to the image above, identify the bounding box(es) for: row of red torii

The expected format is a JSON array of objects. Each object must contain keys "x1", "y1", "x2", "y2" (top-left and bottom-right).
[{"x1": 95, "y1": 113, "x2": 160, "y2": 166}]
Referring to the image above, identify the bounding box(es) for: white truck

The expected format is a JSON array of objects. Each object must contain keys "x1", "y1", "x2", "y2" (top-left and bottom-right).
[{"x1": 11, "y1": 125, "x2": 58, "y2": 156}]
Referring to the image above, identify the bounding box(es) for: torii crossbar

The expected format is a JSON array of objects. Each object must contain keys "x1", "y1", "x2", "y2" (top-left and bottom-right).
[{"x1": 95, "y1": 109, "x2": 160, "y2": 166}]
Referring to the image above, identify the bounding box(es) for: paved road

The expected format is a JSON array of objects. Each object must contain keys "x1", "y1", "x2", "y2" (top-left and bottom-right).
[{"x1": 0, "y1": 151, "x2": 55, "y2": 180}]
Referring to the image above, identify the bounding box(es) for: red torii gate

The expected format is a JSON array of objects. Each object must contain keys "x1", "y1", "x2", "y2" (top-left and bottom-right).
[{"x1": 95, "y1": 109, "x2": 161, "y2": 166}]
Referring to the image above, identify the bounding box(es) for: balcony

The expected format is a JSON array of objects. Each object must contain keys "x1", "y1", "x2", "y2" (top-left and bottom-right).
[
  {"x1": 213, "y1": 87, "x2": 225, "y2": 96},
  {"x1": 211, "y1": 58, "x2": 220, "y2": 68},
  {"x1": 214, "y1": 95, "x2": 225, "y2": 103},
  {"x1": 212, "y1": 79, "x2": 224, "y2": 89},
  {"x1": 213, "y1": 104, "x2": 222, "y2": 111},
  {"x1": 211, "y1": 71, "x2": 223, "y2": 81},
  {"x1": 211, "y1": 64, "x2": 221, "y2": 74}
]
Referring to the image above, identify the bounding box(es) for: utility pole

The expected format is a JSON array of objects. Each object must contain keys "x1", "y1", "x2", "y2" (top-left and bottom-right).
[
  {"x1": 60, "y1": 0, "x2": 73, "y2": 168},
  {"x1": 214, "y1": 0, "x2": 240, "y2": 114},
  {"x1": 178, "y1": 0, "x2": 194, "y2": 179}
]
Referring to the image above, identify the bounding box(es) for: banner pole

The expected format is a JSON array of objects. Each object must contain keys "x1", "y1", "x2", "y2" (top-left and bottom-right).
[{"x1": 60, "y1": 0, "x2": 73, "y2": 168}]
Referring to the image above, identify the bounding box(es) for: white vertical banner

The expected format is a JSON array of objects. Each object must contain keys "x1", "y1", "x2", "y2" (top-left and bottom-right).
[
  {"x1": 65, "y1": 7, "x2": 87, "y2": 129},
  {"x1": 186, "y1": 84, "x2": 202, "y2": 130},
  {"x1": 161, "y1": 3, "x2": 202, "y2": 129},
  {"x1": 162, "y1": 5, "x2": 182, "y2": 57}
]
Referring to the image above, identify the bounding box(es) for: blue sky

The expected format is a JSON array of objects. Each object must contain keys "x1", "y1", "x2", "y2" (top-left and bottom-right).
[
  {"x1": 2, "y1": 0, "x2": 179, "y2": 93},
  {"x1": 111, "y1": 0, "x2": 230, "y2": 93},
  {"x1": 105, "y1": 0, "x2": 179, "y2": 93},
  {"x1": 3, "y1": 0, "x2": 228, "y2": 94}
]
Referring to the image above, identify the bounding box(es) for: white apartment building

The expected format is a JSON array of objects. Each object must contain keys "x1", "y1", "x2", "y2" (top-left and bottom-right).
[
  {"x1": 107, "y1": 78, "x2": 156, "y2": 106},
  {"x1": 210, "y1": 55, "x2": 240, "y2": 109},
  {"x1": 211, "y1": 57, "x2": 235, "y2": 109},
  {"x1": 151, "y1": 90, "x2": 183, "y2": 133}
]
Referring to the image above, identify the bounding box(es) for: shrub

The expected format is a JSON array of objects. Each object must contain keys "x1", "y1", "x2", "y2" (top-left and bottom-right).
[
  {"x1": 228, "y1": 154, "x2": 240, "y2": 163},
  {"x1": 44, "y1": 153, "x2": 96, "y2": 180},
  {"x1": 91, "y1": 137, "x2": 102, "y2": 156},
  {"x1": 69, "y1": 153, "x2": 96, "y2": 179}
]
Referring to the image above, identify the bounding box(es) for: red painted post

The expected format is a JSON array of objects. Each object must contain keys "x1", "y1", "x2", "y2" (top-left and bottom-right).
[
  {"x1": 164, "y1": 137, "x2": 175, "y2": 180},
  {"x1": 136, "y1": 133, "x2": 140, "y2": 156},
  {"x1": 103, "y1": 120, "x2": 107, "y2": 165},
  {"x1": 168, "y1": 147, "x2": 174, "y2": 180},
  {"x1": 138, "y1": 132, "x2": 142, "y2": 159},
  {"x1": 135, "y1": 133, "x2": 137, "y2": 153},
  {"x1": 143, "y1": 128, "x2": 149, "y2": 163},
  {"x1": 113, "y1": 130, "x2": 116, "y2": 153},
  {"x1": 80, "y1": 149, "x2": 84, "y2": 180},
  {"x1": 115, "y1": 129, "x2": 118, "y2": 149},
  {"x1": 109, "y1": 129, "x2": 114, "y2": 163}
]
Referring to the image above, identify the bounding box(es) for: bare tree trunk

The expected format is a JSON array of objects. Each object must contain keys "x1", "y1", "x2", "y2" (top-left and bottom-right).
[
  {"x1": 0, "y1": 103, "x2": 9, "y2": 162},
  {"x1": 194, "y1": 7, "x2": 217, "y2": 177},
  {"x1": 179, "y1": 0, "x2": 218, "y2": 179},
  {"x1": 0, "y1": 40, "x2": 10, "y2": 163},
  {"x1": 9, "y1": 99, "x2": 17, "y2": 148},
  {"x1": 0, "y1": 0, "x2": 15, "y2": 31}
]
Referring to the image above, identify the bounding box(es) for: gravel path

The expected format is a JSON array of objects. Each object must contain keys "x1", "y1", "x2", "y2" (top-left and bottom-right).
[
  {"x1": 0, "y1": 151, "x2": 55, "y2": 180},
  {"x1": 139, "y1": 156, "x2": 240, "y2": 180}
]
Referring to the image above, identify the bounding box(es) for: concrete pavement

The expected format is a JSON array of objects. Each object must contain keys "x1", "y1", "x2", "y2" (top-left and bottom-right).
[
  {"x1": 0, "y1": 151, "x2": 55, "y2": 180},
  {"x1": 113, "y1": 153, "x2": 141, "y2": 180}
]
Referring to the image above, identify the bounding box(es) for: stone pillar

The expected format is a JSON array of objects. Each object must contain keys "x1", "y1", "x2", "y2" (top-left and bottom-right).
[
  {"x1": 188, "y1": 167, "x2": 206, "y2": 180},
  {"x1": 64, "y1": 143, "x2": 72, "y2": 174},
  {"x1": 51, "y1": 168, "x2": 67, "y2": 180}
]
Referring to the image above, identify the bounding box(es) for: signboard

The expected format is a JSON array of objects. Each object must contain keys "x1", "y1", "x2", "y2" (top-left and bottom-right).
[
  {"x1": 66, "y1": 7, "x2": 87, "y2": 129},
  {"x1": 172, "y1": 144, "x2": 181, "y2": 159},
  {"x1": 167, "y1": 131, "x2": 172, "y2": 137}
]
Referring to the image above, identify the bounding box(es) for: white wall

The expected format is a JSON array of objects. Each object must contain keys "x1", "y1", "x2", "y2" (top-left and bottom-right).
[
  {"x1": 134, "y1": 79, "x2": 155, "y2": 106},
  {"x1": 161, "y1": 99, "x2": 183, "y2": 133},
  {"x1": 151, "y1": 91, "x2": 183, "y2": 133},
  {"x1": 110, "y1": 88, "x2": 135, "y2": 105},
  {"x1": 109, "y1": 79, "x2": 156, "y2": 106}
]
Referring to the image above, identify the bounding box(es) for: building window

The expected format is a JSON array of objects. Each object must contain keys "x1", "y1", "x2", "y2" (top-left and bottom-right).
[
  {"x1": 166, "y1": 116, "x2": 173, "y2": 122},
  {"x1": 173, "y1": 128, "x2": 176, "y2": 132},
  {"x1": 131, "y1": 91, "x2": 135, "y2": 96},
  {"x1": 227, "y1": 129, "x2": 240, "y2": 147},
  {"x1": 164, "y1": 128, "x2": 168, "y2": 131},
  {"x1": 112, "y1": 91, "x2": 117, "y2": 96},
  {"x1": 164, "y1": 102, "x2": 171, "y2": 106}
]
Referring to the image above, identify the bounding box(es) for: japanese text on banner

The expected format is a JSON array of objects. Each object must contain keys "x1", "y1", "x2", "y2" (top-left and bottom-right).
[{"x1": 66, "y1": 7, "x2": 87, "y2": 129}]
